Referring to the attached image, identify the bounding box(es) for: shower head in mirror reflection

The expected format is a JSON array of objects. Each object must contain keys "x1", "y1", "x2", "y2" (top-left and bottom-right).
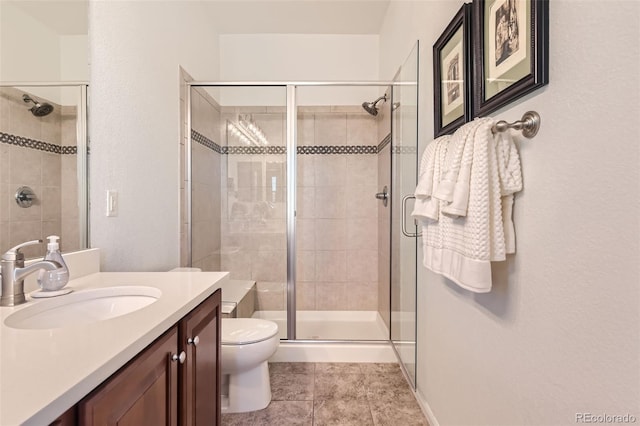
[
  {"x1": 22, "y1": 94, "x2": 54, "y2": 117},
  {"x1": 361, "y1": 93, "x2": 388, "y2": 116}
]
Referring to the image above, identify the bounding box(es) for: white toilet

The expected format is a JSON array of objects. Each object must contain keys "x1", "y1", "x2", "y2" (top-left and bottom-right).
[{"x1": 221, "y1": 318, "x2": 279, "y2": 413}]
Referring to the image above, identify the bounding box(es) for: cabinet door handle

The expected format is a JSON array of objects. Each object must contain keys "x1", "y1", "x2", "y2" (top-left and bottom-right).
[
  {"x1": 187, "y1": 336, "x2": 200, "y2": 346},
  {"x1": 171, "y1": 351, "x2": 186, "y2": 364}
]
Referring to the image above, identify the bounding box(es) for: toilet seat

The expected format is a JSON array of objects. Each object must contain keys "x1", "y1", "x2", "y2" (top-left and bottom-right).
[{"x1": 222, "y1": 318, "x2": 278, "y2": 345}]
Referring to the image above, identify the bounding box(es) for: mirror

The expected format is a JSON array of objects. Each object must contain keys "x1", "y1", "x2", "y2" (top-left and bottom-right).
[
  {"x1": 0, "y1": 1, "x2": 88, "y2": 82},
  {"x1": 0, "y1": 1, "x2": 89, "y2": 258}
]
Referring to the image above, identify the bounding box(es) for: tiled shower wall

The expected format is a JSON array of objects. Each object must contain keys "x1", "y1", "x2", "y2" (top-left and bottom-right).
[
  {"x1": 295, "y1": 106, "x2": 379, "y2": 312},
  {"x1": 187, "y1": 87, "x2": 223, "y2": 271},
  {"x1": 0, "y1": 88, "x2": 79, "y2": 259},
  {"x1": 179, "y1": 70, "x2": 224, "y2": 270}
]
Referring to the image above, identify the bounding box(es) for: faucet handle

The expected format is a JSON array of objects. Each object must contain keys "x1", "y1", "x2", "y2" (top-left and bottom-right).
[{"x1": 2, "y1": 239, "x2": 43, "y2": 261}]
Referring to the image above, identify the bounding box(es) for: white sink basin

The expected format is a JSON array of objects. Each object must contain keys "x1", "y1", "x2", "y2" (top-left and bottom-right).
[{"x1": 4, "y1": 286, "x2": 162, "y2": 330}]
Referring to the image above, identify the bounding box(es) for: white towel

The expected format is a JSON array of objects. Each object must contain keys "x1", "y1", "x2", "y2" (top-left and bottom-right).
[
  {"x1": 414, "y1": 138, "x2": 438, "y2": 199},
  {"x1": 412, "y1": 136, "x2": 449, "y2": 221},
  {"x1": 494, "y1": 131, "x2": 523, "y2": 254},
  {"x1": 433, "y1": 121, "x2": 474, "y2": 202},
  {"x1": 418, "y1": 118, "x2": 521, "y2": 293},
  {"x1": 436, "y1": 118, "x2": 493, "y2": 218}
]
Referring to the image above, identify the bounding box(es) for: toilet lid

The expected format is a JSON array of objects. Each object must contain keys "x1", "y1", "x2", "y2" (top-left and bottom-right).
[{"x1": 221, "y1": 318, "x2": 278, "y2": 345}]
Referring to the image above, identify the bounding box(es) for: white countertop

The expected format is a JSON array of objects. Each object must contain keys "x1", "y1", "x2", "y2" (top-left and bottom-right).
[{"x1": 0, "y1": 270, "x2": 229, "y2": 426}]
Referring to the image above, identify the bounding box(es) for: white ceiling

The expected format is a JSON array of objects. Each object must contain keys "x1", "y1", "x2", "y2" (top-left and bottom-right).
[
  {"x1": 206, "y1": 1, "x2": 391, "y2": 35},
  {"x1": 8, "y1": 0, "x2": 390, "y2": 36}
]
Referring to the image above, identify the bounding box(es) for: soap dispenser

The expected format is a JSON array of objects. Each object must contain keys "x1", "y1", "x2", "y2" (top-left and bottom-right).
[{"x1": 35, "y1": 235, "x2": 71, "y2": 297}]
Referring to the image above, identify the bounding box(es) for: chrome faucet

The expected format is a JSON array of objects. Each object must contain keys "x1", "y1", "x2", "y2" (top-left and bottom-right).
[{"x1": 0, "y1": 240, "x2": 62, "y2": 307}]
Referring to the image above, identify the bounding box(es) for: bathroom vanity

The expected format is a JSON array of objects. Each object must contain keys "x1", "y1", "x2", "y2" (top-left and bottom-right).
[
  {"x1": 76, "y1": 289, "x2": 221, "y2": 425},
  {"x1": 0, "y1": 253, "x2": 228, "y2": 426}
]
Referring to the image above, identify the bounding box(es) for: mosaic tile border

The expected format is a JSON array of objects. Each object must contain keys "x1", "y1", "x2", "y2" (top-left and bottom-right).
[
  {"x1": 190, "y1": 129, "x2": 411, "y2": 155},
  {"x1": 223, "y1": 146, "x2": 287, "y2": 155},
  {"x1": 61, "y1": 146, "x2": 78, "y2": 155},
  {"x1": 220, "y1": 145, "x2": 378, "y2": 155},
  {"x1": 0, "y1": 132, "x2": 77, "y2": 155},
  {"x1": 297, "y1": 145, "x2": 377, "y2": 155},
  {"x1": 191, "y1": 129, "x2": 222, "y2": 154},
  {"x1": 392, "y1": 146, "x2": 418, "y2": 154}
]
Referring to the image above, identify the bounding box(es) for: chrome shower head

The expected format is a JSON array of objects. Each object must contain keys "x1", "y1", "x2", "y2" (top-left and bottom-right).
[
  {"x1": 22, "y1": 94, "x2": 54, "y2": 117},
  {"x1": 361, "y1": 94, "x2": 388, "y2": 116},
  {"x1": 361, "y1": 101, "x2": 379, "y2": 116}
]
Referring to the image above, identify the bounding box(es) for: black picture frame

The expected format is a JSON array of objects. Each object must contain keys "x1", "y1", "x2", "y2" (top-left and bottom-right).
[
  {"x1": 472, "y1": 0, "x2": 549, "y2": 117},
  {"x1": 433, "y1": 4, "x2": 472, "y2": 138}
]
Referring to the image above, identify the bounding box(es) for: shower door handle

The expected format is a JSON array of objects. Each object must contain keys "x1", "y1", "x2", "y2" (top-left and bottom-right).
[{"x1": 401, "y1": 195, "x2": 422, "y2": 238}]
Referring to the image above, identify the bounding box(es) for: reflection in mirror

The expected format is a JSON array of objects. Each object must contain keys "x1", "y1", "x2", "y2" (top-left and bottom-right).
[
  {"x1": 0, "y1": 85, "x2": 88, "y2": 258},
  {"x1": 224, "y1": 111, "x2": 287, "y2": 232},
  {"x1": 1, "y1": 0, "x2": 89, "y2": 258},
  {"x1": 0, "y1": 1, "x2": 88, "y2": 82}
]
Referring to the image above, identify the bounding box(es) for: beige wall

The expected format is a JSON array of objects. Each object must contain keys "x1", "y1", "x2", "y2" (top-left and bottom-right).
[
  {"x1": 379, "y1": 1, "x2": 640, "y2": 425},
  {"x1": 0, "y1": 2, "x2": 87, "y2": 84},
  {"x1": 0, "y1": 2, "x2": 60, "y2": 83}
]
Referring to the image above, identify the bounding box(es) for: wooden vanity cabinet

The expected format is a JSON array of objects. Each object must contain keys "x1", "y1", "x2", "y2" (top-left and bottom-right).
[
  {"x1": 49, "y1": 406, "x2": 77, "y2": 425},
  {"x1": 79, "y1": 326, "x2": 180, "y2": 425},
  {"x1": 72, "y1": 289, "x2": 221, "y2": 426},
  {"x1": 179, "y1": 288, "x2": 221, "y2": 426}
]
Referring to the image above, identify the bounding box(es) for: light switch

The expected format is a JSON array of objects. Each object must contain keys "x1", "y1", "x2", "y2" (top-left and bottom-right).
[{"x1": 106, "y1": 190, "x2": 118, "y2": 217}]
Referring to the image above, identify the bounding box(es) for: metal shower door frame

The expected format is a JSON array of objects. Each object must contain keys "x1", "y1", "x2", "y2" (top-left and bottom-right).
[{"x1": 388, "y1": 40, "x2": 420, "y2": 390}]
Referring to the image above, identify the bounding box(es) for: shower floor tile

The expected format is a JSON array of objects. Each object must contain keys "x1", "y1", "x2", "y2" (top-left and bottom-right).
[{"x1": 221, "y1": 362, "x2": 429, "y2": 426}]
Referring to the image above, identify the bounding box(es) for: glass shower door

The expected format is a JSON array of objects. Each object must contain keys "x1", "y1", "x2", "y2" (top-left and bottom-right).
[
  {"x1": 293, "y1": 84, "x2": 390, "y2": 341},
  {"x1": 189, "y1": 85, "x2": 288, "y2": 338},
  {"x1": 390, "y1": 42, "x2": 419, "y2": 386}
]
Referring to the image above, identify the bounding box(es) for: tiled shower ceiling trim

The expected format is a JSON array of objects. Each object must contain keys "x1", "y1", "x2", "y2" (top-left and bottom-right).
[
  {"x1": 0, "y1": 132, "x2": 77, "y2": 155},
  {"x1": 192, "y1": 129, "x2": 223, "y2": 154}
]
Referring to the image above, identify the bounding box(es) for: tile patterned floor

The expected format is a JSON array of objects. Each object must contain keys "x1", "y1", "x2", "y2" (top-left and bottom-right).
[{"x1": 222, "y1": 362, "x2": 429, "y2": 426}]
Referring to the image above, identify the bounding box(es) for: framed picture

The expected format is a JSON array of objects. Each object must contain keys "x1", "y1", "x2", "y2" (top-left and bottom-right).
[
  {"x1": 472, "y1": 0, "x2": 549, "y2": 116},
  {"x1": 433, "y1": 4, "x2": 472, "y2": 138}
]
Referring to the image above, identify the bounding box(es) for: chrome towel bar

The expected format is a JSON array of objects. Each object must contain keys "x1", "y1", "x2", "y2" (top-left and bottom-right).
[{"x1": 491, "y1": 111, "x2": 541, "y2": 139}]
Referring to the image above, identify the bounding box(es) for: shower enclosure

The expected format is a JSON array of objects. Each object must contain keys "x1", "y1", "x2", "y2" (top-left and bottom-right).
[{"x1": 184, "y1": 43, "x2": 418, "y2": 383}]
